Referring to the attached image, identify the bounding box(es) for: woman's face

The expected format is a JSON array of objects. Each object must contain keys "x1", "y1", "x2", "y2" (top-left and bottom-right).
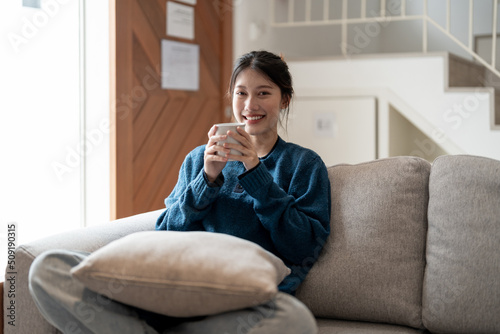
[{"x1": 232, "y1": 69, "x2": 284, "y2": 139}]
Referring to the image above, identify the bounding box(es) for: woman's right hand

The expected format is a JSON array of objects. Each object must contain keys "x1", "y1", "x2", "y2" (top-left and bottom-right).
[{"x1": 204, "y1": 125, "x2": 230, "y2": 182}]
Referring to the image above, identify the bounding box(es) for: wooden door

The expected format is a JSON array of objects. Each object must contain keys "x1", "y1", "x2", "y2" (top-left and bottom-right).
[{"x1": 110, "y1": 0, "x2": 233, "y2": 219}]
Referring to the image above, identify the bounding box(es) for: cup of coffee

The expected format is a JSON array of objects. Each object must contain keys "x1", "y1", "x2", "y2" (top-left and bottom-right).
[{"x1": 215, "y1": 123, "x2": 245, "y2": 160}]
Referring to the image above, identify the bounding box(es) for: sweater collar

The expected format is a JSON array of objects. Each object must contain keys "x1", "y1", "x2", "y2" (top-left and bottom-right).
[{"x1": 259, "y1": 136, "x2": 283, "y2": 161}]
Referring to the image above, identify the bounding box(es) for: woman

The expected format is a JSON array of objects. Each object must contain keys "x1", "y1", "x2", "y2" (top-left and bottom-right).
[{"x1": 29, "y1": 50, "x2": 331, "y2": 334}]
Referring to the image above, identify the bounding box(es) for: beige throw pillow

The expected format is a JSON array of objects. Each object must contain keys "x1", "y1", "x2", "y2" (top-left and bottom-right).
[{"x1": 70, "y1": 231, "x2": 290, "y2": 317}]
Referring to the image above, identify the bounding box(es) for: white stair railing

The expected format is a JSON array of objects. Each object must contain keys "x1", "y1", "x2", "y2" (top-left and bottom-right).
[{"x1": 270, "y1": 0, "x2": 500, "y2": 78}]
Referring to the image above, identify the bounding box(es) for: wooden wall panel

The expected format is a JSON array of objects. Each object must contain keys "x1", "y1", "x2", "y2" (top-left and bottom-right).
[{"x1": 110, "y1": 0, "x2": 233, "y2": 219}]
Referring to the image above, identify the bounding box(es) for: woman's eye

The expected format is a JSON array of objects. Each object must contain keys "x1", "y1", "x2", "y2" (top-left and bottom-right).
[{"x1": 259, "y1": 91, "x2": 270, "y2": 96}]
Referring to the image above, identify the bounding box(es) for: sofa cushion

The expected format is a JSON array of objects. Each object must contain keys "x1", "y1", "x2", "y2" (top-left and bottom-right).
[
  {"x1": 71, "y1": 230, "x2": 290, "y2": 317},
  {"x1": 423, "y1": 155, "x2": 500, "y2": 333},
  {"x1": 316, "y1": 318, "x2": 427, "y2": 334},
  {"x1": 296, "y1": 157, "x2": 430, "y2": 329}
]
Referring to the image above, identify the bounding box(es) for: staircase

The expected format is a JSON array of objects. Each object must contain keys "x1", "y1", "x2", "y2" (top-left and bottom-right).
[
  {"x1": 287, "y1": 53, "x2": 500, "y2": 162},
  {"x1": 448, "y1": 54, "x2": 500, "y2": 129},
  {"x1": 270, "y1": 0, "x2": 500, "y2": 161}
]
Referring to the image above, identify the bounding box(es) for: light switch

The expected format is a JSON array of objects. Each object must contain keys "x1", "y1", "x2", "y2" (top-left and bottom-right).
[
  {"x1": 23, "y1": 0, "x2": 41, "y2": 8},
  {"x1": 314, "y1": 113, "x2": 336, "y2": 137}
]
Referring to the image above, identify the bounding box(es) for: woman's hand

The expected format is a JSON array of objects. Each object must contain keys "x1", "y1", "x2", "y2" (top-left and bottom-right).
[
  {"x1": 224, "y1": 126, "x2": 260, "y2": 171},
  {"x1": 204, "y1": 125, "x2": 230, "y2": 182}
]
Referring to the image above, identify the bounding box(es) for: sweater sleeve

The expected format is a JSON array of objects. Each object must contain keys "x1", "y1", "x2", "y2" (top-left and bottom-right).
[
  {"x1": 155, "y1": 148, "x2": 221, "y2": 231},
  {"x1": 237, "y1": 155, "x2": 331, "y2": 265}
]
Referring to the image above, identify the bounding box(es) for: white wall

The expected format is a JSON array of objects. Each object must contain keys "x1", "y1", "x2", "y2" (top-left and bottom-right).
[{"x1": 280, "y1": 96, "x2": 377, "y2": 166}]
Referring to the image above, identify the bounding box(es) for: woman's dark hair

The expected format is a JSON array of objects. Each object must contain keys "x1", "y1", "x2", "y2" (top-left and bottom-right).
[{"x1": 228, "y1": 50, "x2": 294, "y2": 127}]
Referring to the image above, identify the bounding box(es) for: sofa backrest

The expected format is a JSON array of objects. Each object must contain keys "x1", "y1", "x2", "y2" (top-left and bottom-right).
[
  {"x1": 296, "y1": 156, "x2": 430, "y2": 329},
  {"x1": 423, "y1": 155, "x2": 500, "y2": 333}
]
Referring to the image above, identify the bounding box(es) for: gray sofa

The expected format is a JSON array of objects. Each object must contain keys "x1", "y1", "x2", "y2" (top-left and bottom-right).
[{"x1": 3, "y1": 155, "x2": 500, "y2": 333}]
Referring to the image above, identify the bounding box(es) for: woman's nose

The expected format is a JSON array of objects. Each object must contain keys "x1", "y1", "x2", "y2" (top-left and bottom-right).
[{"x1": 244, "y1": 96, "x2": 258, "y2": 111}]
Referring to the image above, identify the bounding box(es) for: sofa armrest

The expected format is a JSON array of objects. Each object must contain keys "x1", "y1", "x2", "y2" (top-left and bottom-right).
[
  {"x1": 3, "y1": 209, "x2": 163, "y2": 334},
  {"x1": 1, "y1": 281, "x2": 3, "y2": 332}
]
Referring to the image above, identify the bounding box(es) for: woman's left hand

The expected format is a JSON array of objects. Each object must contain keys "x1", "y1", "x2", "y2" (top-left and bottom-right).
[{"x1": 225, "y1": 127, "x2": 260, "y2": 171}]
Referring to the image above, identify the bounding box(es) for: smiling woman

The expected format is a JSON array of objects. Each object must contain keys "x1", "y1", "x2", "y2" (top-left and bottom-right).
[{"x1": 29, "y1": 50, "x2": 332, "y2": 334}]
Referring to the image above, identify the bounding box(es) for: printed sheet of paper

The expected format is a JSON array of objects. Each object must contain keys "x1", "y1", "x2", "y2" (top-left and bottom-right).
[
  {"x1": 176, "y1": 0, "x2": 196, "y2": 5},
  {"x1": 167, "y1": 1, "x2": 195, "y2": 40},
  {"x1": 161, "y1": 40, "x2": 199, "y2": 91}
]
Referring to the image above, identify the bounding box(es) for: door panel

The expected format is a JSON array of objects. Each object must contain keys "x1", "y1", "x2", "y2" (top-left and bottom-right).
[{"x1": 110, "y1": 0, "x2": 232, "y2": 219}]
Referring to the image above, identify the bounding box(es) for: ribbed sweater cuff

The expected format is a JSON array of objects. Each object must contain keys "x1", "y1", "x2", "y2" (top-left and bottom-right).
[
  {"x1": 192, "y1": 169, "x2": 220, "y2": 206},
  {"x1": 238, "y1": 162, "x2": 273, "y2": 195}
]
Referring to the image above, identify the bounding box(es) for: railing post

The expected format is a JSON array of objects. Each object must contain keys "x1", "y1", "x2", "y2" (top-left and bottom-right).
[
  {"x1": 79, "y1": 0, "x2": 87, "y2": 227},
  {"x1": 492, "y1": 0, "x2": 498, "y2": 69},
  {"x1": 446, "y1": 0, "x2": 451, "y2": 32},
  {"x1": 468, "y1": 0, "x2": 473, "y2": 49},
  {"x1": 270, "y1": 0, "x2": 275, "y2": 25},
  {"x1": 423, "y1": 0, "x2": 428, "y2": 53},
  {"x1": 288, "y1": 0, "x2": 295, "y2": 24},
  {"x1": 305, "y1": 0, "x2": 311, "y2": 22},
  {"x1": 342, "y1": 0, "x2": 347, "y2": 57},
  {"x1": 323, "y1": 0, "x2": 329, "y2": 21}
]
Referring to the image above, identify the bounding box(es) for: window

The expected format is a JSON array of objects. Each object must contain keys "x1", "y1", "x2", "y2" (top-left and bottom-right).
[{"x1": 0, "y1": 1, "x2": 109, "y2": 272}]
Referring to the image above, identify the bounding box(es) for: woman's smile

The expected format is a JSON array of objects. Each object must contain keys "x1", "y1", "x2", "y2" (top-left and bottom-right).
[{"x1": 244, "y1": 115, "x2": 265, "y2": 121}]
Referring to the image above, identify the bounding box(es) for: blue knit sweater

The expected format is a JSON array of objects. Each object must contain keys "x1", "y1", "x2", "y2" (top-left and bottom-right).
[{"x1": 156, "y1": 137, "x2": 331, "y2": 294}]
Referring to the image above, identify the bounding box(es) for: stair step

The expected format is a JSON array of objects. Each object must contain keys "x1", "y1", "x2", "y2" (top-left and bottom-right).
[
  {"x1": 448, "y1": 53, "x2": 487, "y2": 87},
  {"x1": 448, "y1": 53, "x2": 500, "y2": 127}
]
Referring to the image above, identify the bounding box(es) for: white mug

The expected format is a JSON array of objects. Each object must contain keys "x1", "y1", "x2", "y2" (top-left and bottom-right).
[{"x1": 215, "y1": 123, "x2": 245, "y2": 160}]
